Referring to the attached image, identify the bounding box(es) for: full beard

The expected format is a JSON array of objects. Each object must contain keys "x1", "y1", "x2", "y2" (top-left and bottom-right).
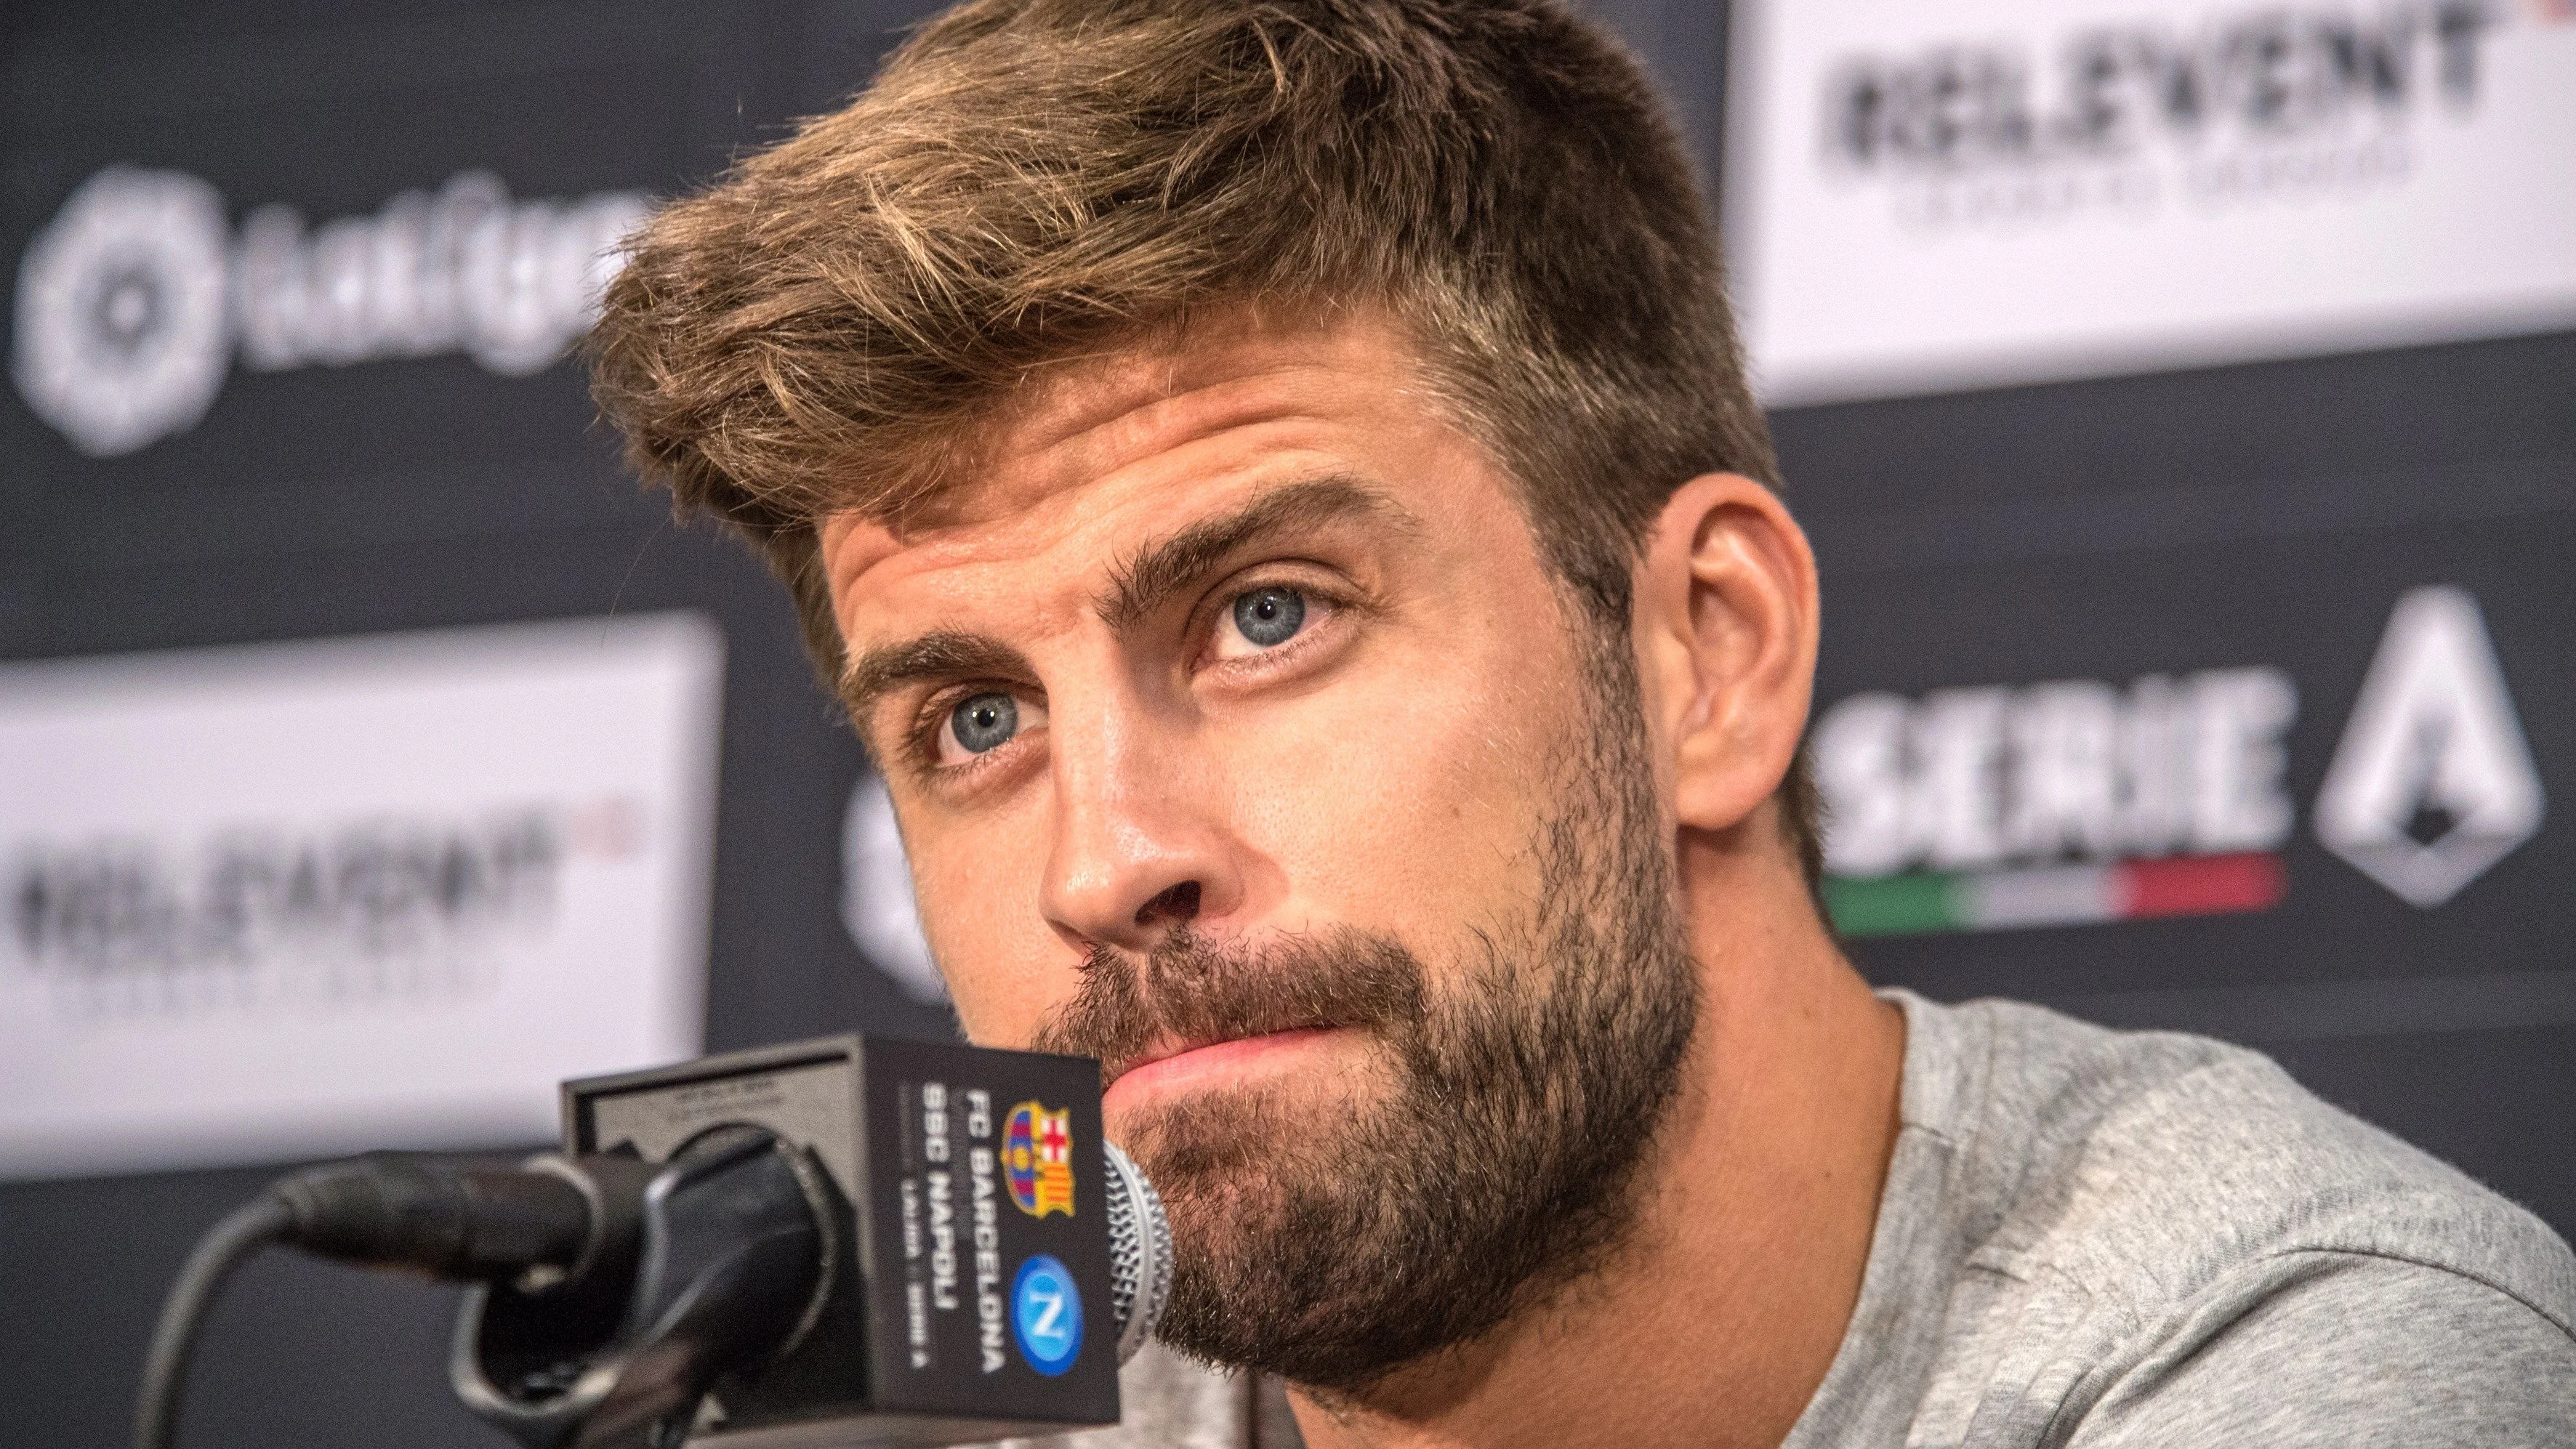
[{"x1": 1029, "y1": 645, "x2": 1700, "y2": 1394}]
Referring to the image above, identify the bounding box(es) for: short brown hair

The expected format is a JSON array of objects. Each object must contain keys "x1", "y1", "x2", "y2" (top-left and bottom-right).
[{"x1": 589, "y1": 0, "x2": 1820, "y2": 886}]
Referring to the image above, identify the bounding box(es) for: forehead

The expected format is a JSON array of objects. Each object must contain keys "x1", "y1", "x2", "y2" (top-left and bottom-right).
[{"x1": 818, "y1": 315, "x2": 1476, "y2": 622}]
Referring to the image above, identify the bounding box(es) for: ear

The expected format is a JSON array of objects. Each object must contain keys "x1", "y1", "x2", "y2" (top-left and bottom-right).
[{"x1": 1632, "y1": 474, "x2": 1820, "y2": 835}]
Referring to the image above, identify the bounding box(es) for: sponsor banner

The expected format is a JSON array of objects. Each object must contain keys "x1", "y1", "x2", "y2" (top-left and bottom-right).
[
  {"x1": 1819, "y1": 663, "x2": 2306, "y2": 934},
  {"x1": 1726, "y1": 0, "x2": 2576, "y2": 404},
  {"x1": 1799, "y1": 481, "x2": 2574, "y2": 1019},
  {"x1": 0, "y1": 613, "x2": 723, "y2": 1179},
  {"x1": 1819, "y1": 586, "x2": 2543, "y2": 939},
  {"x1": 11, "y1": 165, "x2": 650, "y2": 457}
]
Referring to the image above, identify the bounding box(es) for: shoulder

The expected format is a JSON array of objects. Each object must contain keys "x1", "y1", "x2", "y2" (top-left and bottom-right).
[
  {"x1": 1893, "y1": 993, "x2": 2576, "y2": 1443},
  {"x1": 1924, "y1": 993, "x2": 2574, "y2": 1328},
  {"x1": 2064, "y1": 1254, "x2": 2576, "y2": 1447}
]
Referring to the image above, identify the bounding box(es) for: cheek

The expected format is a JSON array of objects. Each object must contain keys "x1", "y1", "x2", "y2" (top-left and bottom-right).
[
  {"x1": 1226, "y1": 618, "x2": 1577, "y2": 940},
  {"x1": 905, "y1": 805, "x2": 1068, "y2": 1047}
]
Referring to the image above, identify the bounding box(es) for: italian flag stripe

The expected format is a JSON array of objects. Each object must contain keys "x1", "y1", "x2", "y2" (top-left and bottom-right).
[{"x1": 1824, "y1": 853, "x2": 2285, "y2": 937}]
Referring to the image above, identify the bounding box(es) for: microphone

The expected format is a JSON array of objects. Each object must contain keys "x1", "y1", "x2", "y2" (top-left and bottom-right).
[{"x1": 136, "y1": 1036, "x2": 1172, "y2": 1449}]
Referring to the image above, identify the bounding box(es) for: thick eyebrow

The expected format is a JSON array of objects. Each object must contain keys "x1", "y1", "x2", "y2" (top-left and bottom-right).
[
  {"x1": 1094, "y1": 475, "x2": 1414, "y2": 630},
  {"x1": 840, "y1": 631, "x2": 1033, "y2": 740}
]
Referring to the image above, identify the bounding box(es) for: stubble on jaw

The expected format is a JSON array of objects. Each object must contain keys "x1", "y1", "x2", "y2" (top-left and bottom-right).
[{"x1": 1029, "y1": 638, "x2": 1702, "y2": 1395}]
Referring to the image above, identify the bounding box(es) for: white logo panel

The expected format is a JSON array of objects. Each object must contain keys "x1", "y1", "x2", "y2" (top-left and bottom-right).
[
  {"x1": 1727, "y1": 1, "x2": 2576, "y2": 404},
  {"x1": 842, "y1": 771, "x2": 946, "y2": 1004},
  {"x1": 0, "y1": 613, "x2": 723, "y2": 1178}
]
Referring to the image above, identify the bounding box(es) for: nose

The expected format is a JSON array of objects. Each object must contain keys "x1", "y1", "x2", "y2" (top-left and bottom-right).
[{"x1": 1038, "y1": 697, "x2": 1241, "y2": 955}]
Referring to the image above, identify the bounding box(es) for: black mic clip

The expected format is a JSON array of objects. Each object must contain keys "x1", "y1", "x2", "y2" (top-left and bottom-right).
[{"x1": 454, "y1": 1126, "x2": 833, "y2": 1449}]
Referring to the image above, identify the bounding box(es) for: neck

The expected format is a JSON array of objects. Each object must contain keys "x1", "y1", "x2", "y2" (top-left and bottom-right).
[{"x1": 1287, "y1": 827, "x2": 1906, "y2": 1449}]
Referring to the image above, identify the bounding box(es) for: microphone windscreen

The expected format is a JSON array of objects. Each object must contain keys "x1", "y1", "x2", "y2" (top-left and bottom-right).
[{"x1": 1101, "y1": 1142, "x2": 1172, "y2": 1364}]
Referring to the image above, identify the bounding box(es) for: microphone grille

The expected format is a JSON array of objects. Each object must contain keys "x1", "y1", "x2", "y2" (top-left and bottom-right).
[{"x1": 1100, "y1": 1142, "x2": 1172, "y2": 1365}]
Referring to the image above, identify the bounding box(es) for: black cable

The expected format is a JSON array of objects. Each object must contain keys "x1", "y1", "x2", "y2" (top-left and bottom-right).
[
  {"x1": 134, "y1": 1155, "x2": 615, "y2": 1449},
  {"x1": 133, "y1": 1193, "x2": 292, "y2": 1449}
]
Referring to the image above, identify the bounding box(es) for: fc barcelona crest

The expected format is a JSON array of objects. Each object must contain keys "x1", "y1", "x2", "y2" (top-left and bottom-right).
[{"x1": 1003, "y1": 1100, "x2": 1076, "y2": 1218}]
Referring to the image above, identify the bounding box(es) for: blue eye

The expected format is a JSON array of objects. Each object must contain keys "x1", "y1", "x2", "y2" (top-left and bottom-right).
[
  {"x1": 1231, "y1": 586, "x2": 1306, "y2": 648},
  {"x1": 948, "y1": 693, "x2": 1019, "y2": 754}
]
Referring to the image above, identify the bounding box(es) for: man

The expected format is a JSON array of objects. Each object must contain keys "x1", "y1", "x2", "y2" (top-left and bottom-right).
[{"x1": 589, "y1": 1, "x2": 2576, "y2": 1444}]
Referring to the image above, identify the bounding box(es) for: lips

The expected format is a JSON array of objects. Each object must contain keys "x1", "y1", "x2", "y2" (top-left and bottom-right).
[
  {"x1": 1100, "y1": 1025, "x2": 1341, "y2": 1104},
  {"x1": 1102, "y1": 1035, "x2": 1205, "y2": 1087},
  {"x1": 1104, "y1": 1024, "x2": 1318, "y2": 1084},
  {"x1": 1032, "y1": 924, "x2": 1425, "y2": 1103}
]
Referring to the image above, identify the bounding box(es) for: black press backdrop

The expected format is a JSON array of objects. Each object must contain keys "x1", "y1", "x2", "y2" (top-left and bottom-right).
[{"x1": 1, "y1": 1, "x2": 2567, "y2": 1445}]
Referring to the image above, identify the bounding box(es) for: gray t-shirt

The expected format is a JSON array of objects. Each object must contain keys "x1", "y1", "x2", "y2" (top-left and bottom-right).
[
  {"x1": 1786, "y1": 990, "x2": 2576, "y2": 1447},
  {"x1": 1013, "y1": 990, "x2": 2576, "y2": 1448}
]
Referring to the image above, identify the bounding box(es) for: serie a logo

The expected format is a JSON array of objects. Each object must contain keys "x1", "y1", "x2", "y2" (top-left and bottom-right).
[{"x1": 1003, "y1": 1101, "x2": 1075, "y2": 1219}]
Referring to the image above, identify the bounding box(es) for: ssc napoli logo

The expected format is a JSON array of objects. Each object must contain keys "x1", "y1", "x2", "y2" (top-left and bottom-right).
[
  {"x1": 1003, "y1": 1100, "x2": 1075, "y2": 1218},
  {"x1": 1011, "y1": 1255, "x2": 1083, "y2": 1376}
]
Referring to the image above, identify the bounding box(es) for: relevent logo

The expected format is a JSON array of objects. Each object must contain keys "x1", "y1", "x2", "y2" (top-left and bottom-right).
[
  {"x1": 4, "y1": 799, "x2": 643, "y2": 1021},
  {"x1": 1823, "y1": 2, "x2": 2500, "y2": 230}
]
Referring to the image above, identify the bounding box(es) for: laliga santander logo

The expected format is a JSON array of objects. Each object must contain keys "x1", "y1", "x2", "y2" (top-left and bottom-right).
[
  {"x1": 1002, "y1": 1100, "x2": 1076, "y2": 1219},
  {"x1": 12, "y1": 165, "x2": 650, "y2": 457},
  {"x1": 12, "y1": 171, "x2": 230, "y2": 459}
]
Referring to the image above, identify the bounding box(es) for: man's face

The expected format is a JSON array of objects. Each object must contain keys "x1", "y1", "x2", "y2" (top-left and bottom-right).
[{"x1": 821, "y1": 316, "x2": 1695, "y2": 1386}]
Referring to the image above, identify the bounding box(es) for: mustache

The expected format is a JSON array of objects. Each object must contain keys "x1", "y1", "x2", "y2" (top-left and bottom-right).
[{"x1": 1029, "y1": 924, "x2": 1425, "y2": 1083}]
